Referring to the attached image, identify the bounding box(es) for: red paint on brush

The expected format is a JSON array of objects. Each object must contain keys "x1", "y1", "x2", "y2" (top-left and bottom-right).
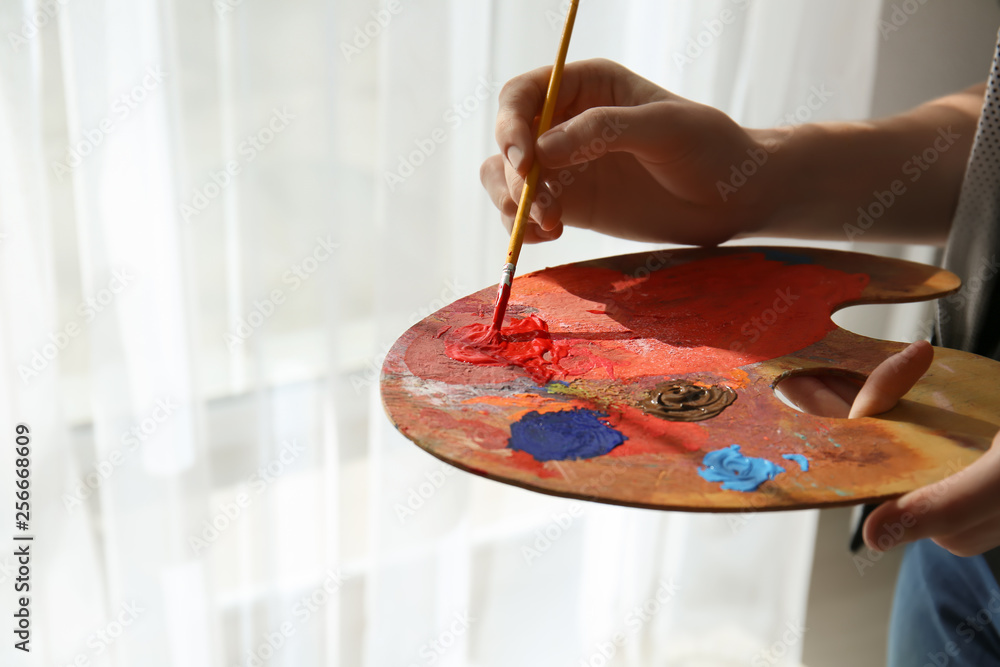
[{"x1": 490, "y1": 281, "x2": 512, "y2": 331}]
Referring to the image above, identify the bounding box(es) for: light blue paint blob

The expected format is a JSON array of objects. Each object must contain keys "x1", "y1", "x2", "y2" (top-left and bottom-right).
[
  {"x1": 782, "y1": 453, "x2": 810, "y2": 472},
  {"x1": 698, "y1": 445, "x2": 785, "y2": 492}
]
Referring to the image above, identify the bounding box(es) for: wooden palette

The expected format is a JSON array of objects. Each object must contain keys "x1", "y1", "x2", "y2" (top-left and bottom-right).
[{"x1": 380, "y1": 246, "x2": 1000, "y2": 512}]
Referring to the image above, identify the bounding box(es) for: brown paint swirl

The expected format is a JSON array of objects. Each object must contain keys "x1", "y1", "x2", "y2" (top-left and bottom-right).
[{"x1": 639, "y1": 380, "x2": 736, "y2": 422}]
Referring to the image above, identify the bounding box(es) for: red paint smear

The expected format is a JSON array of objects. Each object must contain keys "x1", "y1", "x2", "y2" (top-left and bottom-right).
[
  {"x1": 445, "y1": 315, "x2": 573, "y2": 384},
  {"x1": 417, "y1": 408, "x2": 509, "y2": 450},
  {"x1": 565, "y1": 346, "x2": 617, "y2": 378},
  {"x1": 408, "y1": 253, "x2": 869, "y2": 385},
  {"x1": 504, "y1": 449, "x2": 561, "y2": 478},
  {"x1": 504, "y1": 402, "x2": 708, "y2": 463},
  {"x1": 608, "y1": 406, "x2": 708, "y2": 455}
]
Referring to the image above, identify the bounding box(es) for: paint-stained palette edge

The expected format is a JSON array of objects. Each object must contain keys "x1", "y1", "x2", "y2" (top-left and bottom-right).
[{"x1": 381, "y1": 246, "x2": 999, "y2": 513}]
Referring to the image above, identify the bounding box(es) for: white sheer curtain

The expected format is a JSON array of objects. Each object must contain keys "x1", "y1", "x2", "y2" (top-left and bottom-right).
[{"x1": 0, "y1": 1, "x2": 884, "y2": 665}]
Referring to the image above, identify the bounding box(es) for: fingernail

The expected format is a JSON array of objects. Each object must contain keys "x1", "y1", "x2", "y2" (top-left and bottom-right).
[
  {"x1": 506, "y1": 145, "x2": 523, "y2": 171},
  {"x1": 530, "y1": 201, "x2": 545, "y2": 225},
  {"x1": 529, "y1": 183, "x2": 552, "y2": 223},
  {"x1": 534, "y1": 182, "x2": 554, "y2": 208},
  {"x1": 537, "y1": 130, "x2": 574, "y2": 164}
]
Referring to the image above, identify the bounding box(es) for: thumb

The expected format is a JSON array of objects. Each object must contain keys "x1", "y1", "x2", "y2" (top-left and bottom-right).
[
  {"x1": 862, "y1": 436, "x2": 1000, "y2": 554},
  {"x1": 848, "y1": 340, "x2": 933, "y2": 419}
]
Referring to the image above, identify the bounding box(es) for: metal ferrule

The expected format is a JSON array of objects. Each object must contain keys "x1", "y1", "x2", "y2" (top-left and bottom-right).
[{"x1": 499, "y1": 263, "x2": 515, "y2": 287}]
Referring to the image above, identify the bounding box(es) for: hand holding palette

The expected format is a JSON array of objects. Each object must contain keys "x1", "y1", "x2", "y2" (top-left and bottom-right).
[{"x1": 380, "y1": 246, "x2": 1000, "y2": 512}]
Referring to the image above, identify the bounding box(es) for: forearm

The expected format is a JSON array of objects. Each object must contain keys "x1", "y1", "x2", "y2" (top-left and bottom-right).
[{"x1": 747, "y1": 83, "x2": 985, "y2": 245}]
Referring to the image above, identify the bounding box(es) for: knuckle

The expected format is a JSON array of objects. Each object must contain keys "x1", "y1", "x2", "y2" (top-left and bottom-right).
[
  {"x1": 570, "y1": 107, "x2": 613, "y2": 146},
  {"x1": 495, "y1": 115, "x2": 521, "y2": 144},
  {"x1": 581, "y1": 57, "x2": 618, "y2": 80},
  {"x1": 498, "y1": 78, "x2": 522, "y2": 102},
  {"x1": 587, "y1": 107, "x2": 611, "y2": 130},
  {"x1": 501, "y1": 195, "x2": 517, "y2": 218},
  {"x1": 480, "y1": 154, "x2": 503, "y2": 187}
]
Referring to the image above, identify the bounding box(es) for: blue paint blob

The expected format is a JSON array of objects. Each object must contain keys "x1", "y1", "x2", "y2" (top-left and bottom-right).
[
  {"x1": 782, "y1": 453, "x2": 810, "y2": 472},
  {"x1": 508, "y1": 408, "x2": 626, "y2": 462},
  {"x1": 698, "y1": 445, "x2": 784, "y2": 492}
]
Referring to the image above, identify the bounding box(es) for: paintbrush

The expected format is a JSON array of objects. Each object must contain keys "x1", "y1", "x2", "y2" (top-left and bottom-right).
[{"x1": 489, "y1": 0, "x2": 580, "y2": 332}]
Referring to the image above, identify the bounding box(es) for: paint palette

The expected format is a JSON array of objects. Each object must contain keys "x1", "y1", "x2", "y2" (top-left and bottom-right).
[{"x1": 380, "y1": 246, "x2": 1000, "y2": 512}]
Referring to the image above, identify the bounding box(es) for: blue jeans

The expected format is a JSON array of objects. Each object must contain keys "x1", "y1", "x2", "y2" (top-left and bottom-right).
[{"x1": 889, "y1": 540, "x2": 1000, "y2": 666}]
